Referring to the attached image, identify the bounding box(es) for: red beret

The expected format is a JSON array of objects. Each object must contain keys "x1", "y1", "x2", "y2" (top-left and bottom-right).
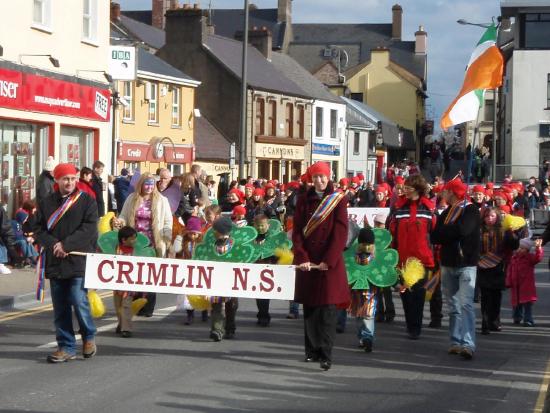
[
  {"x1": 53, "y1": 163, "x2": 78, "y2": 180},
  {"x1": 356, "y1": 173, "x2": 365, "y2": 181},
  {"x1": 264, "y1": 183, "x2": 275, "y2": 190},
  {"x1": 339, "y1": 178, "x2": 349, "y2": 187},
  {"x1": 444, "y1": 178, "x2": 467, "y2": 199},
  {"x1": 300, "y1": 173, "x2": 311, "y2": 184},
  {"x1": 351, "y1": 176, "x2": 361, "y2": 185},
  {"x1": 308, "y1": 162, "x2": 331, "y2": 179},
  {"x1": 228, "y1": 188, "x2": 245, "y2": 204},
  {"x1": 395, "y1": 176, "x2": 405, "y2": 185},
  {"x1": 472, "y1": 185, "x2": 485, "y2": 195},
  {"x1": 432, "y1": 184, "x2": 445, "y2": 194},
  {"x1": 375, "y1": 186, "x2": 386, "y2": 194},
  {"x1": 486, "y1": 182, "x2": 494, "y2": 189},
  {"x1": 287, "y1": 181, "x2": 300, "y2": 190},
  {"x1": 253, "y1": 188, "x2": 265, "y2": 197},
  {"x1": 232, "y1": 205, "x2": 247, "y2": 216},
  {"x1": 279, "y1": 184, "x2": 286, "y2": 192}
]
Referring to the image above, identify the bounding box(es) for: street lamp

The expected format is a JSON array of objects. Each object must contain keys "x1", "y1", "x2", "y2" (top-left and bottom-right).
[
  {"x1": 238, "y1": 0, "x2": 250, "y2": 180},
  {"x1": 76, "y1": 70, "x2": 113, "y2": 83},
  {"x1": 19, "y1": 54, "x2": 60, "y2": 68},
  {"x1": 456, "y1": 19, "x2": 492, "y2": 28}
]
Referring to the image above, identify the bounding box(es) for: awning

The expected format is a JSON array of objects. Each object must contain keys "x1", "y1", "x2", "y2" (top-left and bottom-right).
[{"x1": 118, "y1": 141, "x2": 194, "y2": 164}]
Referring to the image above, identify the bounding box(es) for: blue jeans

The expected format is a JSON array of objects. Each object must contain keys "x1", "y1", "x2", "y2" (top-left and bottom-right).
[
  {"x1": 288, "y1": 301, "x2": 300, "y2": 316},
  {"x1": 14, "y1": 240, "x2": 38, "y2": 260},
  {"x1": 441, "y1": 266, "x2": 477, "y2": 351},
  {"x1": 50, "y1": 277, "x2": 96, "y2": 355},
  {"x1": 513, "y1": 303, "x2": 534, "y2": 324}
]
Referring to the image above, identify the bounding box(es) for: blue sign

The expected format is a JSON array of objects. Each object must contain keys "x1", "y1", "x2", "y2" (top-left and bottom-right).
[{"x1": 312, "y1": 143, "x2": 340, "y2": 156}]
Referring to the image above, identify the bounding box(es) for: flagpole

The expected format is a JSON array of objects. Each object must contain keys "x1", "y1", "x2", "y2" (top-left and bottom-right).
[
  {"x1": 492, "y1": 87, "x2": 499, "y2": 181},
  {"x1": 464, "y1": 103, "x2": 482, "y2": 202}
]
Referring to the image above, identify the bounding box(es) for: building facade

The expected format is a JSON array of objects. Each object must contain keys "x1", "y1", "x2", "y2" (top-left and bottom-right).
[{"x1": 0, "y1": 0, "x2": 111, "y2": 213}]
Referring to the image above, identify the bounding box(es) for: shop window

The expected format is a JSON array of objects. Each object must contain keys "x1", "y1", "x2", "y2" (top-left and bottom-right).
[
  {"x1": 258, "y1": 159, "x2": 270, "y2": 179},
  {"x1": 123, "y1": 161, "x2": 140, "y2": 174},
  {"x1": 122, "y1": 81, "x2": 133, "y2": 121},
  {"x1": 291, "y1": 161, "x2": 302, "y2": 180},
  {"x1": 297, "y1": 105, "x2": 305, "y2": 139},
  {"x1": 316, "y1": 107, "x2": 323, "y2": 137},
  {"x1": 32, "y1": 0, "x2": 52, "y2": 32},
  {"x1": 168, "y1": 163, "x2": 184, "y2": 177},
  {"x1": 82, "y1": 0, "x2": 98, "y2": 44},
  {"x1": 148, "y1": 83, "x2": 158, "y2": 123},
  {"x1": 268, "y1": 101, "x2": 277, "y2": 136},
  {"x1": 271, "y1": 160, "x2": 280, "y2": 181},
  {"x1": 60, "y1": 126, "x2": 94, "y2": 169},
  {"x1": 330, "y1": 109, "x2": 337, "y2": 139},
  {"x1": 256, "y1": 98, "x2": 265, "y2": 136},
  {"x1": 171, "y1": 87, "x2": 180, "y2": 126},
  {"x1": 285, "y1": 103, "x2": 294, "y2": 137}
]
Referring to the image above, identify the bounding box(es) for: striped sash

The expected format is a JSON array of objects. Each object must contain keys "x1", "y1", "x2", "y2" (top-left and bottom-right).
[
  {"x1": 479, "y1": 229, "x2": 502, "y2": 268},
  {"x1": 303, "y1": 191, "x2": 345, "y2": 239},
  {"x1": 36, "y1": 191, "x2": 83, "y2": 301},
  {"x1": 444, "y1": 200, "x2": 471, "y2": 225}
]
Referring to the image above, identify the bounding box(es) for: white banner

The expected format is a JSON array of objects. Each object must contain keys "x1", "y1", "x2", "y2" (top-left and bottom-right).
[
  {"x1": 84, "y1": 253, "x2": 295, "y2": 300},
  {"x1": 348, "y1": 208, "x2": 390, "y2": 227}
]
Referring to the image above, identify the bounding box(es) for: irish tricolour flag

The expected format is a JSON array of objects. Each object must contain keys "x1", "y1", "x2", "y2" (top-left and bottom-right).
[{"x1": 440, "y1": 24, "x2": 504, "y2": 129}]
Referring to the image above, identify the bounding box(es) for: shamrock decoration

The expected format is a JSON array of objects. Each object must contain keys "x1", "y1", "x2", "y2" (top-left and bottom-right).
[
  {"x1": 193, "y1": 225, "x2": 258, "y2": 263},
  {"x1": 97, "y1": 231, "x2": 156, "y2": 258},
  {"x1": 252, "y1": 219, "x2": 292, "y2": 261},
  {"x1": 344, "y1": 228, "x2": 399, "y2": 290}
]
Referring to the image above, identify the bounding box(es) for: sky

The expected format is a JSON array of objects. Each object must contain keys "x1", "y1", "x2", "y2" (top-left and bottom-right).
[{"x1": 118, "y1": 0, "x2": 502, "y2": 131}]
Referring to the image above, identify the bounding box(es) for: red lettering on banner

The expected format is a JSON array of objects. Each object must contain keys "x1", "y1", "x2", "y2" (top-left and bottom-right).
[
  {"x1": 117, "y1": 260, "x2": 135, "y2": 284},
  {"x1": 170, "y1": 264, "x2": 184, "y2": 287},
  {"x1": 185, "y1": 265, "x2": 195, "y2": 288},
  {"x1": 197, "y1": 266, "x2": 213, "y2": 289},
  {"x1": 232, "y1": 267, "x2": 249, "y2": 291},
  {"x1": 259, "y1": 269, "x2": 275, "y2": 292},
  {"x1": 146, "y1": 263, "x2": 168, "y2": 286},
  {"x1": 97, "y1": 260, "x2": 114, "y2": 282},
  {"x1": 135, "y1": 261, "x2": 145, "y2": 285}
]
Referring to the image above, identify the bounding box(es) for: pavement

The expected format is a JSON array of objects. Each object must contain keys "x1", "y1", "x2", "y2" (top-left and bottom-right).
[{"x1": 0, "y1": 266, "x2": 48, "y2": 311}]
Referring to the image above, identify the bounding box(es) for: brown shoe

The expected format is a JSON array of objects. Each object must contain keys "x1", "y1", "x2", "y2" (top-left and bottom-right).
[
  {"x1": 47, "y1": 349, "x2": 76, "y2": 363},
  {"x1": 83, "y1": 341, "x2": 97, "y2": 359},
  {"x1": 448, "y1": 345, "x2": 462, "y2": 355}
]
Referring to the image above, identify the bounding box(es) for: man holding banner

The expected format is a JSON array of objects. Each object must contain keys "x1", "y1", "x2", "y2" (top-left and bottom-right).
[
  {"x1": 34, "y1": 163, "x2": 99, "y2": 363},
  {"x1": 292, "y1": 162, "x2": 350, "y2": 371}
]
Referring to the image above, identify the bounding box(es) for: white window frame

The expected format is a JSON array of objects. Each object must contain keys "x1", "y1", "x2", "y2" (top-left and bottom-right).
[
  {"x1": 32, "y1": 0, "x2": 52, "y2": 33},
  {"x1": 148, "y1": 83, "x2": 158, "y2": 123},
  {"x1": 122, "y1": 81, "x2": 133, "y2": 121},
  {"x1": 82, "y1": 0, "x2": 98, "y2": 45},
  {"x1": 171, "y1": 87, "x2": 180, "y2": 126},
  {"x1": 316, "y1": 107, "x2": 323, "y2": 138}
]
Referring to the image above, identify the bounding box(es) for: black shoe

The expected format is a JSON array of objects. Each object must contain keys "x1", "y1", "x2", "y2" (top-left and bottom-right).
[
  {"x1": 363, "y1": 340, "x2": 373, "y2": 353},
  {"x1": 115, "y1": 324, "x2": 121, "y2": 335},
  {"x1": 320, "y1": 360, "x2": 331, "y2": 371},
  {"x1": 224, "y1": 331, "x2": 235, "y2": 339},
  {"x1": 121, "y1": 331, "x2": 132, "y2": 338},
  {"x1": 385, "y1": 315, "x2": 395, "y2": 323},
  {"x1": 304, "y1": 355, "x2": 319, "y2": 362},
  {"x1": 209, "y1": 331, "x2": 222, "y2": 342},
  {"x1": 489, "y1": 324, "x2": 502, "y2": 332},
  {"x1": 408, "y1": 332, "x2": 419, "y2": 340},
  {"x1": 428, "y1": 320, "x2": 441, "y2": 329},
  {"x1": 481, "y1": 329, "x2": 490, "y2": 335},
  {"x1": 336, "y1": 326, "x2": 345, "y2": 334},
  {"x1": 258, "y1": 319, "x2": 270, "y2": 327}
]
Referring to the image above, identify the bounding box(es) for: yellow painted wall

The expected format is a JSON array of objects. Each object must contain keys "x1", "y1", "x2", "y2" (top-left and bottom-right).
[{"x1": 346, "y1": 50, "x2": 422, "y2": 134}]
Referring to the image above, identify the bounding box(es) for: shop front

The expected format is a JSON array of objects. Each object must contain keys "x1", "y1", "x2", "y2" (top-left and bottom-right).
[
  {"x1": 312, "y1": 142, "x2": 343, "y2": 180},
  {"x1": 117, "y1": 140, "x2": 194, "y2": 176},
  {"x1": 255, "y1": 142, "x2": 305, "y2": 183},
  {"x1": 0, "y1": 62, "x2": 111, "y2": 214}
]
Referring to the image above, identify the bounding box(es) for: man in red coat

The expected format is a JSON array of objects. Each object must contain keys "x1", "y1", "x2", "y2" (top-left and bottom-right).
[{"x1": 292, "y1": 161, "x2": 350, "y2": 371}]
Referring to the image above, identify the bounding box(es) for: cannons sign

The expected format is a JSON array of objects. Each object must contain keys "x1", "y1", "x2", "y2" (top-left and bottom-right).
[{"x1": 84, "y1": 254, "x2": 296, "y2": 300}]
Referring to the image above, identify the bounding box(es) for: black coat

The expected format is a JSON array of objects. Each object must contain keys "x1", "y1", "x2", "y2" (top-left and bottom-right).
[
  {"x1": 33, "y1": 190, "x2": 98, "y2": 279},
  {"x1": 91, "y1": 175, "x2": 105, "y2": 217},
  {"x1": 0, "y1": 207, "x2": 18, "y2": 260},
  {"x1": 113, "y1": 176, "x2": 130, "y2": 213},
  {"x1": 431, "y1": 203, "x2": 480, "y2": 267},
  {"x1": 36, "y1": 170, "x2": 55, "y2": 203}
]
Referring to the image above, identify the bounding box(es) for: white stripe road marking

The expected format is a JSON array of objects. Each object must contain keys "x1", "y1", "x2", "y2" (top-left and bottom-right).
[{"x1": 37, "y1": 305, "x2": 178, "y2": 349}]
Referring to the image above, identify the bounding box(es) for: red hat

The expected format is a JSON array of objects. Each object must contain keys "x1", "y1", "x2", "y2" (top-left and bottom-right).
[
  {"x1": 300, "y1": 173, "x2": 311, "y2": 184},
  {"x1": 356, "y1": 173, "x2": 365, "y2": 181},
  {"x1": 351, "y1": 176, "x2": 361, "y2": 185},
  {"x1": 287, "y1": 181, "x2": 300, "y2": 190},
  {"x1": 268, "y1": 180, "x2": 277, "y2": 187},
  {"x1": 444, "y1": 178, "x2": 467, "y2": 199},
  {"x1": 486, "y1": 182, "x2": 494, "y2": 189},
  {"x1": 307, "y1": 161, "x2": 331, "y2": 179},
  {"x1": 244, "y1": 183, "x2": 254, "y2": 189},
  {"x1": 253, "y1": 188, "x2": 265, "y2": 197},
  {"x1": 228, "y1": 188, "x2": 245, "y2": 204},
  {"x1": 493, "y1": 190, "x2": 510, "y2": 203},
  {"x1": 472, "y1": 185, "x2": 486, "y2": 195},
  {"x1": 375, "y1": 186, "x2": 386, "y2": 195},
  {"x1": 53, "y1": 163, "x2": 78, "y2": 180},
  {"x1": 264, "y1": 182, "x2": 275, "y2": 190},
  {"x1": 339, "y1": 178, "x2": 349, "y2": 187},
  {"x1": 395, "y1": 176, "x2": 405, "y2": 185},
  {"x1": 432, "y1": 184, "x2": 445, "y2": 194},
  {"x1": 232, "y1": 205, "x2": 247, "y2": 217},
  {"x1": 279, "y1": 184, "x2": 286, "y2": 192}
]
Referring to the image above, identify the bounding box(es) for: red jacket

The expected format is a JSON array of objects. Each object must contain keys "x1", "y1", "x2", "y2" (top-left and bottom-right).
[
  {"x1": 506, "y1": 247, "x2": 543, "y2": 306},
  {"x1": 77, "y1": 180, "x2": 96, "y2": 200},
  {"x1": 389, "y1": 196, "x2": 436, "y2": 268},
  {"x1": 292, "y1": 182, "x2": 350, "y2": 307}
]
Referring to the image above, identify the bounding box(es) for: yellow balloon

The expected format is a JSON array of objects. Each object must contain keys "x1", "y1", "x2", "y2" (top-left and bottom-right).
[
  {"x1": 502, "y1": 214, "x2": 526, "y2": 232},
  {"x1": 131, "y1": 298, "x2": 148, "y2": 315},
  {"x1": 401, "y1": 258, "x2": 425, "y2": 289},
  {"x1": 275, "y1": 248, "x2": 294, "y2": 265},
  {"x1": 98, "y1": 211, "x2": 116, "y2": 235},
  {"x1": 187, "y1": 295, "x2": 211, "y2": 311},
  {"x1": 88, "y1": 290, "x2": 105, "y2": 318}
]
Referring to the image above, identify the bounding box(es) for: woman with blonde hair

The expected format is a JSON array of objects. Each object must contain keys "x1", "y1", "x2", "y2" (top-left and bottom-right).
[
  {"x1": 119, "y1": 172, "x2": 173, "y2": 316},
  {"x1": 175, "y1": 172, "x2": 198, "y2": 224}
]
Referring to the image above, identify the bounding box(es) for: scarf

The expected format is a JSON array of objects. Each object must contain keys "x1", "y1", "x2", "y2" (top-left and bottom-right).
[
  {"x1": 479, "y1": 228, "x2": 503, "y2": 269},
  {"x1": 36, "y1": 191, "x2": 83, "y2": 301},
  {"x1": 303, "y1": 191, "x2": 345, "y2": 239},
  {"x1": 444, "y1": 200, "x2": 471, "y2": 225}
]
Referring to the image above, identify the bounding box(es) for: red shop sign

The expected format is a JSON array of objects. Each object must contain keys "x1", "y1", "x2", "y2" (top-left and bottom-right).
[
  {"x1": 118, "y1": 142, "x2": 194, "y2": 164},
  {"x1": 0, "y1": 67, "x2": 111, "y2": 122}
]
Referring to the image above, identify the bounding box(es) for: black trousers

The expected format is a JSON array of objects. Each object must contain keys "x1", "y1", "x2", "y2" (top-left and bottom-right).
[
  {"x1": 400, "y1": 283, "x2": 426, "y2": 336},
  {"x1": 256, "y1": 299, "x2": 271, "y2": 322},
  {"x1": 480, "y1": 288, "x2": 502, "y2": 330},
  {"x1": 303, "y1": 305, "x2": 337, "y2": 362},
  {"x1": 429, "y1": 282, "x2": 443, "y2": 322},
  {"x1": 376, "y1": 287, "x2": 395, "y2": 320}
]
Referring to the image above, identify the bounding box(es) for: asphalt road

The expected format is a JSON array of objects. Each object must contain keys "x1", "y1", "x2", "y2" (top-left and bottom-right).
[{"x1": 1, "y1": 264, "x2": 550, "y2": 413}]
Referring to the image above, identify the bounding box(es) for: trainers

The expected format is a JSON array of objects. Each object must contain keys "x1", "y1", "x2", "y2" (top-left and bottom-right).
[
  {"x1": 361, "y1": 339, "x2": 373, "y2": 353},
  {"x1": 121, "y1": 331, "x2": 132, "y2": 338},
  {"x1": 83, "y1": 341, "x2": 97, "y2": 358},
  {"x1": 286, "y1": 313, "x2": 298, "y2": 319},
  {"x1": 209, "y1": 331, "x2": 222, "y2": 342},
  {"x1": 47, "y1": 349, "x2": 76, "y2": 363},
  {"x1": 460, "y1": 347, "x2": 474, "y2": 360},
  {"x1": 0, "y1": 264, "x2": 11, "y2": 275},
  {"x1": 448, "y1": 345, "x2": 462, "y2": 355},
  {"x1": 523, "y1": 321, "x2": 535, "y2": 327}
]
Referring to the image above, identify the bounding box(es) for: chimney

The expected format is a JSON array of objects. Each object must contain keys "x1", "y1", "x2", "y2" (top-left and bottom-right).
[
  {"x1": 415, "y1": 25, "x2": 427, "y2": 54},
  {"x1": 165, "y1": 5, "x2": 209, "y2": 49},
  {"x1": 235, "y1": 27, "x2": 273, "y2": 60},
  {"x1": 152, "y1": 0, "x2": 168, "y2": 29},
  {"x1": 169, "y1": 0, "x2": 178, "y2": 9},
  {"x1": 392, "y1": 4, "x2": 402, "y2": 40},
  {"x1": 110, "y1": 2, "x2": 121, "y2": 22},
  {"x1": 278, "y1": 0, "x2": 292, "y2": 24}
]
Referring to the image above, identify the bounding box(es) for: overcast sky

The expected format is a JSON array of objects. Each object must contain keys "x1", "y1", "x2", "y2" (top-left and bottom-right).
[{"x1": 118, "y1": 0, "x2": 501, "y2": 131}]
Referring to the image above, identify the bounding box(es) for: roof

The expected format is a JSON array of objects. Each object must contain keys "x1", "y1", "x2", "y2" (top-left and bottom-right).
[
  {"x1": 137, "y1": 47, "x2": 199, "y2": 85},
  {"x1": 342, "y1": 97, "x2": 414, "y2": 149},
  {"x1": 122, "y1": 8, "x2": 287, "y2": 49},
  {"x1": 204, "y1": 35, "x2": 311, "y2": 98},
  {"x1": 269, "y1": 52, "x2": 343, "y2": 103},
  {"x1": 194, "y1": 116, "x2": 236, "y2": 162},
  {"x1": 119, "y1": 15, "x2": 165, "y2": 49},
  {"x1": 289, "y1": 23, "x2": 427, "y2": 86}
]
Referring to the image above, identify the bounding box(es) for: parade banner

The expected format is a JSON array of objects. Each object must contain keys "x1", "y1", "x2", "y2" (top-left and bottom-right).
[
  {"x1": 84, "y1": 253, "x2": 296, "y2": 300},
  {"x1": 348, "y1": 208, "x2": 390, "y2": 227}
]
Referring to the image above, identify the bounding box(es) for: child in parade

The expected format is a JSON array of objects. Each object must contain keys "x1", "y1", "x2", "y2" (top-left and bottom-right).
[
  {"x1": 232, "y1": 205, "x2": 248, "y2": 227},
  {"x1": 506, "y1": 238, "x2": 543, "y2": 327},
  {"x1": 203, "y1": 204, "x2": 221, "y2": 234}
]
